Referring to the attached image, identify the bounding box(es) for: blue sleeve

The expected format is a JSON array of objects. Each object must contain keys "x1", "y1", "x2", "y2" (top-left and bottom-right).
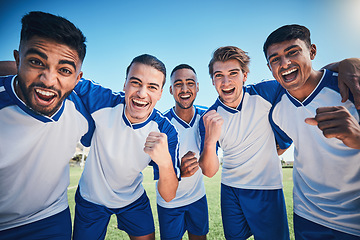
[
  {"x1": 74, "y1": 78, "x2": 125, "y2": 113},
  {"x1": 199, "y1": 110, "x2": 219, "y2": 154},
  {"x1": 149, "y1": 113, "x2": 181, "y2": 181},
  {"x1": 67, "y1": 93, "x2": 95, "y2": 147},
  {"x1": 250, "y1": 80, "x2": 282, "y2": 104},
  {"x1": 268, "y1": 104, "x2": 292, "y2": 150}
]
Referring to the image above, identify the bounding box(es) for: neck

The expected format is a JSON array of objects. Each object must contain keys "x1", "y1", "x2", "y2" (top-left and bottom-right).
[
  {"x1": 288, "y1": 69, "x2": 323, "y2": 102},
  {"x1": 174, "y1": 105, "x2": 194, "y2": 124}
]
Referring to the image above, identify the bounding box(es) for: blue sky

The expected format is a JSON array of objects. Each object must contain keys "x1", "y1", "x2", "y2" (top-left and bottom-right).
[{"x1": 1, "y1": 0, "x2": 359, "y2": 160}]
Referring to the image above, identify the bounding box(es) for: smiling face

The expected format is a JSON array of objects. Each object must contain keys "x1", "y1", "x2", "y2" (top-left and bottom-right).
[
  {"x1": 170, "y1": 68, "x2": 199, "y2": 110},
  {"x1": 123, "y1": 62, "x2": 164, "y2": 124},
  {"x1": 212, "y1": 59, "x2": 247, "y2": 108},
  {"x1": 14, "y1": 36, "x2": 83, "y2": 117},
  {"x1": 266, "y1": 38, "x2": 316, "y2": 98}
]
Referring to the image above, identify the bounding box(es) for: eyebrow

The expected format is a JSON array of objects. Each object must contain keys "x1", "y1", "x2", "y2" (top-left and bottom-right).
[
  {"x1": 173, "y1": 78, "x2": 195, "y2": 83},
  {"x1": 59, "y1": 60, "x2": 77, "y2": 71},
  {"x1": 213, "y1": 68, "x2": 240, "y2": 75},
  {"x1": 268, "y1": 44, "x2": 299, "y2": 60},
  {"x1": 25, "y1": 48, "x2": 77, "y2": 71},
  {"x1": 25, "y1": 48, "x2": 47, "y2": 60},
  {"x1": 130, "y1": 77, "x2": 160, "y2": 88}
]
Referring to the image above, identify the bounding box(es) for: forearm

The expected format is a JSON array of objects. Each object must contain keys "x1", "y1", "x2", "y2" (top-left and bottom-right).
[
  {"x1": 157, "y1": 163, "x2": 179, "y2": 202},
  {"x1": 0, "y1": 61, "x2": 17, "y2": 76},
  {"x1": 199, "y1": 143, "x2": 220, "y2": 178}
]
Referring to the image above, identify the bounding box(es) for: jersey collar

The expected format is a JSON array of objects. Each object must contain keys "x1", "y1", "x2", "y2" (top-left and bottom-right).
[
  {"x1": 5, "y1": 76, "x2": 65, "y2": 123},
  {"x1": 169, "y1": 106, "x2": 198, "y2": 128}
]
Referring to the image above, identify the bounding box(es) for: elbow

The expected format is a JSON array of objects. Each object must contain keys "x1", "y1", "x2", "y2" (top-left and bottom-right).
[{"x1": 202, "y1": 168, "x2": 218, "y2": 178}]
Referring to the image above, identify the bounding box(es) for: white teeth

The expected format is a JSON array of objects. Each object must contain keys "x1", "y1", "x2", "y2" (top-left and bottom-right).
[
  {"x1": 282, "y1": 68, "x2": 297, "y2": 76},
  {"x1": 133, "y1": 99, "x2": 147, "y2": 105},
  {"x1": 222, "y1": 87, "x2": 234, "y2": 91},
  {"x1": 180, "y1": 94, "x2": 190, "y2": 99},
  {"x1": 35, "y1": 89, "x2": 55, "y2": 96}
]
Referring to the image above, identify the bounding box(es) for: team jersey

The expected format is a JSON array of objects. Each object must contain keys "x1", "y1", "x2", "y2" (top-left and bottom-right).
[
  {"x1": 157, "y1": 105, "x2": 207, "y2": 208},
  {"x1": 199, "y1": 80, "x2": 291, "y2": 190},
  {"x1": 0, "y1": 75, "x2": 94, "y2": 231},
  {"x1": 74, "y1": 78, "x2": 181, "y2": 208},
  {"x1": 269, "y1": 70, "x2": 360, "y2": 237}
]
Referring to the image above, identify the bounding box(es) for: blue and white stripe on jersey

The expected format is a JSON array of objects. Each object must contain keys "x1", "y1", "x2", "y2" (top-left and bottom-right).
[
  {"x1": 157, "y1": 105, "x2": 207, "y2": 208},
  {"x1": 199, "y1": 80, "x2": 291, "y2": 190},
  {"x1": 270, "y1": 70, "x2": 360, "y2": 237},
  {"x1": 74, "y1": 78, "x2": 181, "y2": 208},
  {"x1": 0, "y1": 75, "x2": 94, "y2": 231}
]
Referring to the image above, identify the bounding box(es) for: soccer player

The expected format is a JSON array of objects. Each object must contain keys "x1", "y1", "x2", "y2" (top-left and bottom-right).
[
  {"x1": 72, "y1": 54, "x2": 181, "y2": 240},
  {"x1": 0, "y1": 11, "x2": 94, "y2": 240},
  {"x1": 199, "y1": 46, "x2": 292, "y2": 240},
  {"x1": 264, "y1": 24, "x2": 360, "y2": 240},
  {"x1": 158, "y1": 64, "x2": 208, "y2": 240}
]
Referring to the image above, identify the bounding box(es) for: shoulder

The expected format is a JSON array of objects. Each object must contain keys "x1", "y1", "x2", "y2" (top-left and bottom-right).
[{"x1": 244, "y1": 79, "x2": 282, "y2": 103}]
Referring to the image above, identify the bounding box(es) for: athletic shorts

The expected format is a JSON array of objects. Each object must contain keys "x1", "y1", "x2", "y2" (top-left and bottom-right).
[
  {"x1": 73, "y1": 188, "x2": 155, "y2": 240},
  {"x1": 294, "y1": 213, "x2": 360, "y2": 240},
  {"x1": 221, "y1": 184, "x2": 290, "y2": 240},
  {"x1": 157, "y1": 195, "x2": 209, "y2": 240},
  {"x1": 0, "y1": 207, "x2": 71, "y2": 240}
]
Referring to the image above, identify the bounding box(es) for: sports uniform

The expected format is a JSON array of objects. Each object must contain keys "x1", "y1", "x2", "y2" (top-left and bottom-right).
[
  {"x1": 72, "y1": 78, "x2": 181, "y2": 239},
  {"x1": 157, "y1": 105, "x2": 208, "y2": 239},
  {"x1": 0, "y1": 75, "x2": 94, "y2": 239},
  {"x1": 270, "y1": 70, "x2": 360, "y2": 238},
  {"x1": 199, "y1": 80, "x2": 292, "y2": 240}
]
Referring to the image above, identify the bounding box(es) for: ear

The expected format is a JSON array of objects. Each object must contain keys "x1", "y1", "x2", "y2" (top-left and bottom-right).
[
  {"x1": 76, "y1": 71, "x2": 83, "y2": 85},
  {"x1": 267, "y1": 62, "x2": 272, "y2": 71},
  {"x1": 169, "y1": 85, "x2": 173, "y2": 95},
  {"x1": 243, "y1": 72, "x2": 248, "y2": 83},
  {"x1": 212, "y1": 77, "x2": 215, "y2": 86},
  {"x1": 310, "y1": 44, "x2": 317, "y2": 60},
  {"x1": 196, "y1": 82, "x2": 199, "y2": 92},
  {"x1": 123, "y1": 79, "x2": 126, "y2": 91},
  {"x1": 14, "y1": 50, "x2": 20, "y2": 69}
]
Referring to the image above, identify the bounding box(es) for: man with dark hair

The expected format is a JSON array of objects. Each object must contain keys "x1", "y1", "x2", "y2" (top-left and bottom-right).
[
  {"x1": 199, "y1": 45, "x2": 360, "y2": 240},
  {"x1": 157, "y1": 64, "x2": 208, "y2": 240},
  {"x1": 72, "y1": 54, "x2": 181, "y2": 240},
  {"x1": 264, "y1": 24, "x2": 360, "y2": 239},
  {"x1": 0, "y1": 11, "x2": 94, "y2": 239}
]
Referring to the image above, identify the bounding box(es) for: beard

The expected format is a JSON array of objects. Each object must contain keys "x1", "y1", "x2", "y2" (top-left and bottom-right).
[
  {"x1": 175, "y1": 99, "x2": 195, "y2": 110},
  {"x1": 16, "y1": 76, "x2": 71, "y2": 117}
]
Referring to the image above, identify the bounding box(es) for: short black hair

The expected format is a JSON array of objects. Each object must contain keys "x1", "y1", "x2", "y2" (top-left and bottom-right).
[
  {"x1": 263, "y1": 24, "x2": 311, "y2": 58},
  {"x1": 170, "y1": 64, "x2": 196, "y2": 77},
  {"x1": 20, "y1": 11, "x2": 87, "y2": 62},
  {"x1": 126, "y1": 54, "x2": 167, "y2": 87}
]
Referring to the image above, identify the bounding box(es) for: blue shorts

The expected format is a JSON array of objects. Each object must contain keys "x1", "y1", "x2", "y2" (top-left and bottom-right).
[
  {"x1": 157, "y1": 195, "x2": 209, "y2": 239},
  {"x1": 221, "y1": 184, "x2": 289, "y2": 240},
  {"x1": 73, "y1": 188, "x2": 155, "y2": 240},
  {"x1": 0, "y1": 207, "x2": 71, "y2": 240},
  {"x1": 294, "y1": 213, "x2": 360, "y2": 240}
]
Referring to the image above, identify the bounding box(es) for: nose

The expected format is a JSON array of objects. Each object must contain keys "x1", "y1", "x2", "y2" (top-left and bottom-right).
[
  {"x1": 280, "y1": 56, "x2": 291, "y2": 68},
  {"x1": 222, "y1": 75, "x2": 231, "y2": 85},
  {"x1": 181, "y1": 84, "x2": 189, "y2": 92},
  {"x1": 137, "y1": 86, "x2": 147, "y2": 98},
  {"x1": 39, "y1": 68, "x2": 57, "y2": 86}
]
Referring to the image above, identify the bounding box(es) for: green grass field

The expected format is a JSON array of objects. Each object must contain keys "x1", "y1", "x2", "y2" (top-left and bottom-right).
[{"x1": 67, "y1": 166, "x2": 295, "y2": 239}]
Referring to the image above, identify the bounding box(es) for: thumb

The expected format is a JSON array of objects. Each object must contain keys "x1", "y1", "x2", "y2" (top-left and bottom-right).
[{"x1": 305, "y1": 117, "x2": 318, "y2": 126}]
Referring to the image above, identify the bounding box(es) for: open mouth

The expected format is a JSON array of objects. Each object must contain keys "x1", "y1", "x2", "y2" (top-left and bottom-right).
[
  {"x1": 281, "y1": 68, "x2": 298, "y2": 82},
  {"x1": 179, "y1": 93, "x2": 191, "y2": 100},
  {"x1": 222, "y1": 87, "x2": 235, "y2": 95},
  {"x1": 132, "y1": 98, "x2": 149, "y2": 108},
  {"x1": 35, "y1": 88, "x2": 56, "y2": 103}
]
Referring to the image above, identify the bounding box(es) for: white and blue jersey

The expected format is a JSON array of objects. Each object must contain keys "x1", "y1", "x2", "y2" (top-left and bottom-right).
[
  {"x1": 199, "y1": 80, "x2": 291, "y2": 190},
  {"x1": 74, "y1": 78, "x2": 181, "y2": 208},
  {"x1": 157, "y1": 105, "x2": 207, "y2": 208},
  {"x1": 0, "y1": 75, "x2": 94, "y2": 231},
  {"x1": 270, "y1": 70, "x2": 360, "y2": 237}
]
